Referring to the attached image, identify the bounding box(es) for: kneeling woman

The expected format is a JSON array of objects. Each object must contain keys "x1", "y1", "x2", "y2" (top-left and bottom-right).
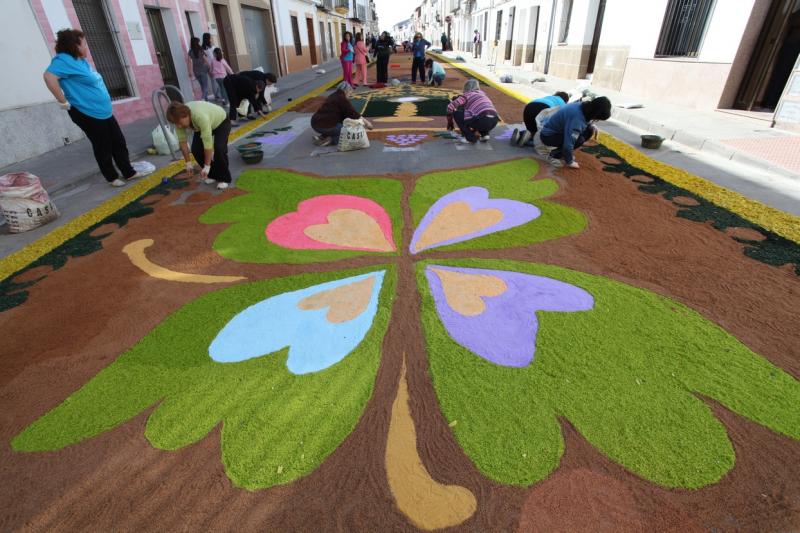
[
  {"x1": 539, "y1": 96, "x2": 611, "y2": 169},
  {"x1": 166, "y1": 101, "x2": 232, "y2": 190},
  {"x1": 446, "y1": 79, "x2": 499, "y2": 143},
  {"x1": 310, "y1": 82, "x2": 373, "y2": 147}
]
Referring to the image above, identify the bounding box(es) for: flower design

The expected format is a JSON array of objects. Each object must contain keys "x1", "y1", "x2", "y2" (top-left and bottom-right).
[{"x1": 13, "y1": 159, "x2": 800, "y2": 513}]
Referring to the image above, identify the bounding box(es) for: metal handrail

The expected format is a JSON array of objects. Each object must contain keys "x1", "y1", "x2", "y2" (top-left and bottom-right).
[{"x1": 150, "y1": 85, "x2": 185, "y2": 161}]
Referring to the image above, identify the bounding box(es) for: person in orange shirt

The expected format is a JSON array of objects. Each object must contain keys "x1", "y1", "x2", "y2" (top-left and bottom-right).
[{"x1": 354, "y1": 33, "x2": 369, "y2": 87}]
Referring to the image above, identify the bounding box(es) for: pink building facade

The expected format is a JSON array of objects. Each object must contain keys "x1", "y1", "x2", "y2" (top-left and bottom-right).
[{"x1": 31, "y1": 0, "x2": 208, "y2": 125}]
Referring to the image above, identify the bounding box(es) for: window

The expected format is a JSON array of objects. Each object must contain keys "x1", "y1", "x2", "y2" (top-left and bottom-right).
[
  {"x1": 495, "y1": 10, "x2": 502, "y2": 43},
  {"x1": 558, "y1": 0, "x2": 573, "y2": 43},
  {"x1": 655, "y1": 0, "x2": 716, "y2": 57},
  {"x1": 291, "y1": 15, "x2": 303, "y2": 55},
  {"x1": 72, "y1": 0, "x2": 133, "y2": 100},
  {"x1": 185, "y1": 11, "x2": 195, "y2": 38}
]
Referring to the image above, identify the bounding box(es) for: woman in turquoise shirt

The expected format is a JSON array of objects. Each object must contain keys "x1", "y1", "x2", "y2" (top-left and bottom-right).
[{"x1": 43, "y1": 29, "x2": 142, "y2": 187}]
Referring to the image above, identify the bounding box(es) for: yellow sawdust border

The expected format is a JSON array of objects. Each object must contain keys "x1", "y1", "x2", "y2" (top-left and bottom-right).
[
  {"x1": 0, "y1": 76, "x2": 342, "y2": 282},
  {"x1": 430, "y1": 51, "x2": 800, "y2": 245}
]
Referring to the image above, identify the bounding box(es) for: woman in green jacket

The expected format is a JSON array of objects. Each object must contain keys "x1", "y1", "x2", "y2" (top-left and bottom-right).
[{"x1": 166, "y1": 101, "x2": 232, "y2": 190}]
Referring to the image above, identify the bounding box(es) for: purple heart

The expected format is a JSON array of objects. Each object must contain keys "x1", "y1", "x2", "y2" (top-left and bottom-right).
[
  {"x1": 410, "y1": 187, "x2": 541, "y2": 253},
  {"x1": 425, "y1": 265, "x2": 594, "y2": 367}
]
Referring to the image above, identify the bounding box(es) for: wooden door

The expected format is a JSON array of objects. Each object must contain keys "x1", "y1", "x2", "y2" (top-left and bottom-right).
[
  {"x1": 307, "y1": 17, "x2": 318, "y2": 65},
  {"x1": 145, "y1": 8, "x2": 179, "y2": 88}
]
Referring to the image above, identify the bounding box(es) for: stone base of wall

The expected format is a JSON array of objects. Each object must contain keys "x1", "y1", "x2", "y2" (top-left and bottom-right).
[
  {"x1": 591, "y1": 46, "x2": 630, "y2": 91},
  {"x1": 620, "y1": 58, "x2": 732, "y2": 110},
  {"x1": 549, "y1": 44, "x2": 592, "y2": 80},
  {"x1": 0, "y1": 102, "x2": 85, "y2": 168}
]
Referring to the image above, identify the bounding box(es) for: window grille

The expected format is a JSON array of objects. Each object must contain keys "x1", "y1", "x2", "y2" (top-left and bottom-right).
[
  {"x1": 558, "y1": 0, "x2": 573, "y2": 43},
  {"x1": 72, "y1": 0, "x2": 132, "y2": 100},
  {"x1": 655, "y1": 0, "x2": 716, "y2": 58},
  {"x1": 291, "y1": 16, "x2": 303, "y2": 55}
]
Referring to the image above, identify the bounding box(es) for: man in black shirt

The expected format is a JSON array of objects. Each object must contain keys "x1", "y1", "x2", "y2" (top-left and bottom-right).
[{"x1": 239, "y1": 70, "x2": 277, "y2": 113}]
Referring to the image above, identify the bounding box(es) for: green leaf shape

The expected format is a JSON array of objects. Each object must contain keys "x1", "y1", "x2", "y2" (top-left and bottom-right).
[
  {"x1": 416, "y1": 259, "x2": 800, "y2": 488},
  {"x1": 200, "y1": 170, "x2": 404, "y2": 264},
  {"x1": 13, "y1": 266, "x2": 396, "y2": 490},
  {"x1": 409, "y1": 158, "x2": 586, "y2": 252}
]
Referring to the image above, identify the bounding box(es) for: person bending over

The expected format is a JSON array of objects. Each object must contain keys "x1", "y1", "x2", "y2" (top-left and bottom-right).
[
  {"x1": 512, "y1": 91, "x2": 570, "y2": 147},
  {"x1": 240, "y1": 70, "x2": 277, "y2": 112},
  {"x1": 223, "y1": 73, "x2": 267, "y2": 124},
  {"x1": 310, "y1": 82, "x2": 373, "y2": 147},
  {"x1": 166, "y1": 101, "x2": 232, "y2": 190},
  {"x1": 446, "y1": 79, "x2": 499, "y2": 144},
  {"x1": 425, "y1": 58, "x2": 446, "y2": 86},
  {"x1": 539, "y1": 96, "x2": 611, "y2": 168}
]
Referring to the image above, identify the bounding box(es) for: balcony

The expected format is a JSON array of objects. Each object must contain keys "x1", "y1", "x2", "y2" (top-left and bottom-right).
[
  {"x1": 335, "y1": 0, "x2": 349, "y2": 15},
  {"x1": 316, "y1": 0, "x2": 334, "y2": 12}
]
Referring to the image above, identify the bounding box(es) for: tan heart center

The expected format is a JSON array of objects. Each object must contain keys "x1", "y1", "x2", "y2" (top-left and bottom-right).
[
  {"x1": 305, "y1": 209, "x2": 394, "y2": 252},
  {"x1": 413, "y1": 201, "x2": 503, "y2": 253},
  {"x1": 431, "y1": 268, "x2": 507, "y2": 316},
  {"x1": 297, "y1": 276, "x2": 376, "y2": 323}
]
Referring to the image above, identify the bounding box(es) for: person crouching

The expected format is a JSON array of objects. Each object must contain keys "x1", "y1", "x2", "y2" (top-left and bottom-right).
[
  {"x1": 446, "y1": 79, "x2": 499, "y2": 143},
  {"x1": 310, "y1": 81, "x2": 373, "y2": 147},
  {"x1": 539, "y1": 96, "x2": 611, "y2": 169},
  {"x1": 425, "y1": 58, "x2": 446, "y2": 86},
  {"x1": 166, "y1": 101, "x2": 232, "y2": 190}
]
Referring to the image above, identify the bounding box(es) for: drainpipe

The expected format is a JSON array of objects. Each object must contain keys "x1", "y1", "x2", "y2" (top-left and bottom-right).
[
  {"x1": 544, "y1": 0, "x2": 557, "y2": 74},
  {"x1": 270, "y1": 2, "x2": 290, "y2": 76}
]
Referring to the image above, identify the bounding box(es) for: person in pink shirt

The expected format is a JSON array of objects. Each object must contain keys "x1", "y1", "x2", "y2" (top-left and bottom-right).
[
  {"x1": 354, "y1": 33, "x2": 369, "y2": 87},
  {"x1": 340, "y1": 31, "x2": 355, "y2": 88},
  {"x1": 211, "y1": 48, "x2": 234, "y2": 105}
]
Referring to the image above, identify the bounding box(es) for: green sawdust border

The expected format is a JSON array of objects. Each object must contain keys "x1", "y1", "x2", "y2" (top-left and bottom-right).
[
  {"x1": 429, "y1": 51, "x2": 800, "y2": 246},
  {"x1": 0, "y1": 76, "x2": 344, "y2": 283}
]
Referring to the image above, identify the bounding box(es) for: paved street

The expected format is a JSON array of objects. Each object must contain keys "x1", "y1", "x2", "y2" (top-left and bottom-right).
[{"x1": 1, "y1": 51, "x2": 799, "y2": 531}]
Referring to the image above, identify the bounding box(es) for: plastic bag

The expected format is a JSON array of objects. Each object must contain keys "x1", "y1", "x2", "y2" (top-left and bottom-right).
[
  {"x1": 237, "y1": 99, "x2": 250, "y2": 117},
  {"x1": 152, "y1": 125, "x2": 178, "y2": 155},
  {"x1": 0, "y1": 172, "x2": 59, "y2": 233},
  {"x1": 338, "y1": 118, "x2": 370, "y2": 152}
]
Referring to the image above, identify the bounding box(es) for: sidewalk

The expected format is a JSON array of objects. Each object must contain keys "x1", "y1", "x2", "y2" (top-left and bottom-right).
[
  {"x1": 0, "y1": 58, "x2": 344, "y2": 198},
  {"x1": 434, "y1": 49, "x2": 800, "y2": 216},
  {"x1": 439, "y1": 50, "x2": 800, "y2": 180},
  {"x1": 0, "y1": 59, "x2": 344, "y2": 257}
]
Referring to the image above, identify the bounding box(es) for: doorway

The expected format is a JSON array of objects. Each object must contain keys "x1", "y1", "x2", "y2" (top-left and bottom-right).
[
  {"x1": 145, "y1": 8, "x2": 179, "y2": 88},
  {"x1": 736, "y1": 0, "x2": 800, "y2": 111},
  {"x1": 213, "y1": 3, "x2": 236, "y2": 70},
  {"x1": 525, "y1": 7, "x2": 540, "y2": 64},
  {"x1": 319, "y1": 20, "x2": 328, "y2": 61},
  {"x1": 505, "y1": 7, "x2": 516, "y2": 61},
  {"x1": 586, "y1": 0, "x2": 606, "y2": 75},
  {"x1": 242, "y1": 6, "x2": 279, "y2": 74},
  {"x1": 307, "y1": 17, "x2": 318, "y2": 65}
]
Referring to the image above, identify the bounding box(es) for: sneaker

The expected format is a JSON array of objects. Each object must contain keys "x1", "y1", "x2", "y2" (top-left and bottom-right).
[
  {"x1": 312, "y1": 134, "x2": 324, "y2": 144},
  {"x1": 459, "y1": 137, "x2": 474, "y2": 144},
  {"x1": 547, "y1": 156, "x2": 563, "y2": 168},
  {"x1": 217, "y1": 182, "x2": 230, "y2": 190},
  {"x1": 479, "y1": 134, "x2": 490, "y2": 142},
  {"x1": 203, "y1": 178, "x2": 216, "y2": 185},
  {"x1": 510, "y1": 128, "x2": 520, "y2": 146},
  {"x1": 110, "y1": 178, "x2": 126, "y2": 187},
  {"x1": 518, "y1": 131, "x2": 532, "y2": 146},
  {"x1": 318, "y1": 137, "x2": 333, "y2": 147}
]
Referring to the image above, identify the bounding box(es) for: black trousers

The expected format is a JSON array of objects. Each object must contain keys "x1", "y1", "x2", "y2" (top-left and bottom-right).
[
  {"x1": 223, "y1": 76, "x2": 257, "y2": 121},
  {"x1": 376, "y1": 55, "x2": 389, "y2": 82},
  {"x1": 523, "y1": 101, "x2": 549, "y2": 134},
  {"x1": 68, "y1": 107, "x2": 134, "y2": 182},
  {"x1": 411, "y1": 56, "x2": 426, "y2": 83},
  {"x1": 540, "y1": 125, "x2": 595, "y2": 161},
  {"x1": 453, "y1": 109, "x2": 499, "y2": 142},
  {"x1": 191, "y1": 119, "x2": 232, "y2": 183}
]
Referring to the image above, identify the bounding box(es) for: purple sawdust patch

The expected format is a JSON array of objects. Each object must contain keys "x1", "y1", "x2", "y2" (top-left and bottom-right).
[
  {"x1": 253, "y1": 132, "x2": 298, "y2": 145},
  {"x1": 386, "y1": 134, "x2": 429, "y2": 146},
  {"x1": 494, "y1": 128, "x2": 515, "y2": 140},
  {"x1": 410, "y1": 187, "x2": 541, "y2": 253},
  {"x1": 425, "y1": 265, "x2": 594, "y2": 367}
]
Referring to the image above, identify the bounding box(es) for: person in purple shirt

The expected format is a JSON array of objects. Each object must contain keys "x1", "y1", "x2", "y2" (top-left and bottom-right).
[
  {"x1": 446, "y1": 79, "x2": 499, "y2": 143},
  {"x1": 43, "y1": 29, "x2": 143, "y2": 187}
]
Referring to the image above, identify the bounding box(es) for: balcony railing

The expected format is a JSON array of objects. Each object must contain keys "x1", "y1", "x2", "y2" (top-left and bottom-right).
[{"x1": 335, "y1": 0, "x2": 349, "y2": 15}]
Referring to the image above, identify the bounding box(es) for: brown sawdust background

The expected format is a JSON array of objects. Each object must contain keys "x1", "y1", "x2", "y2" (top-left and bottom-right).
[{"x1": 0, "y1": 54, "x2": 798, "y2": 532}]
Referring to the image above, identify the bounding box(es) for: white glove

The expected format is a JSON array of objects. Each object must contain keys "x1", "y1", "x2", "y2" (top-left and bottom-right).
[
  {"x1": 567, "y1": 161, "x2": 580, "y2": 169},
  {"x1": 201, "y1": 165, "x2": 211, "y2": 178},
  {"x1": 59, "y1": 101, "x2": 71, "y2": 111},
  {"x1": 185, "y1": 161, "x2": 195, "y2": 173}
]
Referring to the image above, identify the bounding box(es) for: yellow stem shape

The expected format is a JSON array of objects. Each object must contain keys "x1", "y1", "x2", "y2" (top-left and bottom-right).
[
  {"x1": 122, "y1": 239, "x2": 246, "y2": 284},
  {"x1": 386, "y1": 357, "x2": 477, "y2": 530}
]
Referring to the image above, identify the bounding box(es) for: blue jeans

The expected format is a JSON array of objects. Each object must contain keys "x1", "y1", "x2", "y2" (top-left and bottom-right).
[
  {"x1": 197, "y1": 72, "x2": 210, "y2": 100},
  {"x1": 314, "y1": 124, "x2": 343, "y2": 144}
]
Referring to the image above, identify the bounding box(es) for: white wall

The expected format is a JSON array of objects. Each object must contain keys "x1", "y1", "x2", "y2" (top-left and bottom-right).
[
  {"x1": 598, "y1": 0, "x2": 668, "y2": 57},
  {"x1": 1, "y1": 0, "x2": 57, "y2": 111},
  {"x1": 699, "y1": 0, "x2": 756, "y2": 63}
]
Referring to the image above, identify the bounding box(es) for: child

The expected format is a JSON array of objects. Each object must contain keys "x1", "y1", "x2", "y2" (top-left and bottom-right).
[
  {"x1": 425, "y1": 58, "x2": 446, "y2": 86},
  {"x1": 211, "y1": 48, "x2": 234, "y2": 105},
  {"x1": 539, "y1": 96, "x2": 611, "y2": 168}
]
